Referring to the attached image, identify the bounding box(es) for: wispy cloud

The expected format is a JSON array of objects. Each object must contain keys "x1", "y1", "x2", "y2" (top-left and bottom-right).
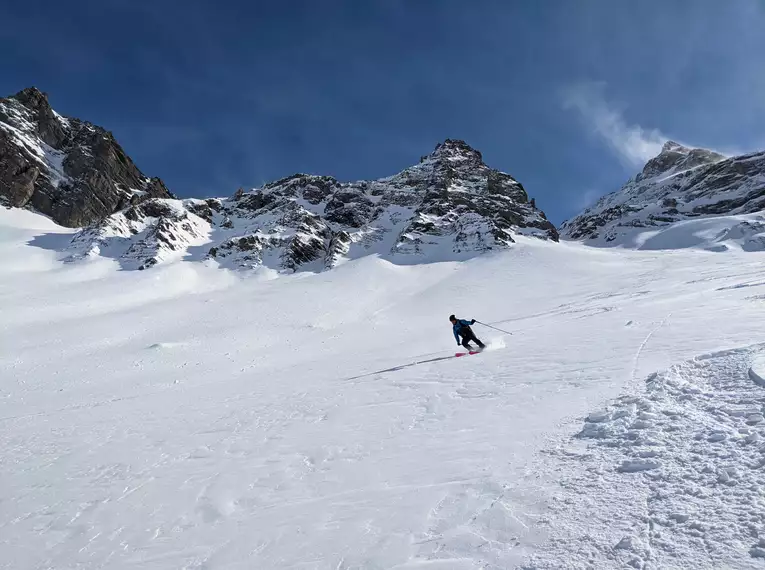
[
  {"x1": 563, "y1": 81, "x2": 668, "y2": 168},
  {"x1": 577, "y1": 188, "x2": 601, "y2": 211}
]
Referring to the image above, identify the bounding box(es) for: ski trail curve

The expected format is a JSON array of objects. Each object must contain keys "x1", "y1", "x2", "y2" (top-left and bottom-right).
[{"x1": 631, "y1": 311, "x2": 672, "y2": 384}]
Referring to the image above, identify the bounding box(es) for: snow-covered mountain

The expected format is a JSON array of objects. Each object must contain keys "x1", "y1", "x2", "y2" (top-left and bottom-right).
[
  {"x1": 68, "y1": 139, "x2": 558, "y2": 271},
  {"x1": 561, "y1": 141, "x2": 765, "y2": 251},
  {"x1": 1, "y1": 88, "x2": 557, "y2": 272},
  {"x1": 0, "y1": 88, "x2": 173, "y2": 228}
]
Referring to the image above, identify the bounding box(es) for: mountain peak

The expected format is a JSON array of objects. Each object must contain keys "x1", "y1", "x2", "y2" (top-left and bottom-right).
[
  {"x1": 11, "y1": 87, "x2": 52, "y2": 112},
  {"x1": 1, "y1": 87, "x2": 173, "y2": 227},
  {"x1": 639, "y1": 141, "x2": 725, "y2": 182},
  {"x1": 6, "y1": 86, "x2": 68, "y2": 148},
  {"x1": 661, "y1": 140, "x2": 688, "y2": 154},
  {"x1": 561, "y1": 140, "x2": 765, "y2": 245},
  {"x1": 429, "y1": 139, "x2": 483, "y2": 163}
]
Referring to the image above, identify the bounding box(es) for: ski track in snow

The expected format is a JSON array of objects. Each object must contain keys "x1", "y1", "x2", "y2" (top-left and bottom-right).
[
  {"x1": 631, "y1": 312, "x2": 672, "y2": 385},
  {"x1": 3, "y1": 208, "x2": 765, "y2": 569}
]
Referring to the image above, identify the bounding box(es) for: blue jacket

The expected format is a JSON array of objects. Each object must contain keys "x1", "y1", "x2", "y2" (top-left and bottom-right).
[{"x1": 453, "y1": 319, "x2": 475, "y2": 343}]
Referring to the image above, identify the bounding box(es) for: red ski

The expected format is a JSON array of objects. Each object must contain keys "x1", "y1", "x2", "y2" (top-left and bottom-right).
[{"x1": 455, "y1": 350, "x2": 482, "y2": 357}]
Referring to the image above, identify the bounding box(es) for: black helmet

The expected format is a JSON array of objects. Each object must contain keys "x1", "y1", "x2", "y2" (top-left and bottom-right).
[{"x1": 449, "y1": 314, "x2": 456, "y2": 321}]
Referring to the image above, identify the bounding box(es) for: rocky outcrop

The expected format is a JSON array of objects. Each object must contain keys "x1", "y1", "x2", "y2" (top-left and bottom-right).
[
  {"x1": 66, "y1": 199, "x2": 209, "y2": 270},
  {"x1": 561, "y1": 141, "x2": 765, "y2": 244},
  {"x1": 0, "y1": 87, "x2": 173, "y2": 227},
  {"x1": 69, "y1": 139, "x2": 557, "y2": 272},
  {"x1": 637, "y1": 141, "x2": 725, "y2": 183}
]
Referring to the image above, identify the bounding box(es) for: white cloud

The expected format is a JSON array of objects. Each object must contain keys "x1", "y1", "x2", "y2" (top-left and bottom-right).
[
  {"x1": 563, "y1": 82, "x2": 668, "y2": 168},
  {"x1": 577, "y1": 188, "x2": 601, "y2": 211}
]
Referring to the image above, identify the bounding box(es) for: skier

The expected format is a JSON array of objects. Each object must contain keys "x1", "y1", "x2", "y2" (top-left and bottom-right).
[{"x1": 449, "y1": 315, "x2": 485, "y2": 351}]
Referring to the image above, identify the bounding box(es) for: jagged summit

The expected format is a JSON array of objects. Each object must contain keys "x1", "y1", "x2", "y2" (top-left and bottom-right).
[
  {"x1": 561, "y1": 140, "x2": 765, "y2": 247},
  {"x1": 70, "y1": 136, "x2": 558, "y2": 271},
  {"x1": 11, "y1": 87, "x2": 51, "y2": 110},
  {"x1": 637, "y1": 140, "x2": 726, "y2": 183},
  {"x1": 429, "y1": 139, "x2": 483, "y2": 161},
  {"x1": 0, "y1": 87, "x2": 173, "y2": 227},
  {"x1": 662, "y1": 140, "x2": 685, "y2": 152}
]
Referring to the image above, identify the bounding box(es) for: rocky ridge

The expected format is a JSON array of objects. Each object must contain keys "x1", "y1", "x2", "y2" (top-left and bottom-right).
[
  {"x1": 561, "y1": 141, "x2": 765, "y2": 247},
  {"x1": 0, "y1": 88, "x2": 560, "y2": 272},
  {"x1": 69, "y1": 139, "x2": 558, "y2": 271},
  {"x1": 0, "y1": 87, "x2": 172, "y2": 228}
]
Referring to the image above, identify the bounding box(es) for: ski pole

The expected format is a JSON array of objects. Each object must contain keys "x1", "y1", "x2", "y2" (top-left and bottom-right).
[{"x1": 475, "y1": 320, "x2": 513, "y2": 335}]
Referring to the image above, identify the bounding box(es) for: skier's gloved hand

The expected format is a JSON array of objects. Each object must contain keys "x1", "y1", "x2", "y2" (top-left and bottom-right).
[{"x1": 470, "y1": 319, "x2": 476, "y2": 325}]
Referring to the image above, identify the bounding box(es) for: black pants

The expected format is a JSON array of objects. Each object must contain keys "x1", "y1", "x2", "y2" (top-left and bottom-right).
[{"x1": 460, "y1": 327, "x2": 485, "y2": 349}]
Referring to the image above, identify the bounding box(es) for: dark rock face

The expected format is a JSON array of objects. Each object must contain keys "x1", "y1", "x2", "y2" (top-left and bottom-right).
[
  {"x1": 561, "y1": 141, "x2": 765, "y2": 243},
  {"x1": 0, "y1": 133, "x2": 40, "y2": 206},
  {"x1": 0, "y1": 87, "x2": 173, "y2": 227},
  {"x1": 10, "y1": 87, "x2": 70, "y2": 149}
]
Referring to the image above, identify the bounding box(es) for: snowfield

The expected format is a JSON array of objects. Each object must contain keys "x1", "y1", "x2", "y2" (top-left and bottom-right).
[
  {"x1": 568, "y1": 212, "x2": 765, "y2": 253},
  {"x1": 2, "y1": 207, "x2": 765, "y2": 569}
]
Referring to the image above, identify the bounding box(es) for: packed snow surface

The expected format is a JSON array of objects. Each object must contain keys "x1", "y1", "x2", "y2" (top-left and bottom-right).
[{"x1": 2, "y1": 207, "x2": 765, "y2": 569}]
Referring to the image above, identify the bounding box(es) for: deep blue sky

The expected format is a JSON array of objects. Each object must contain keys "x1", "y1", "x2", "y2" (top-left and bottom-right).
[{"x1": 2, "y1": 1, "x2": 764, "y2": 223}]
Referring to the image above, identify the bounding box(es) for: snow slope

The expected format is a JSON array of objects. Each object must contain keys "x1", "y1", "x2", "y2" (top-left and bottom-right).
[
  {"x1": 575, "y1": 212, "x2": 765, "y2": 253},
  {"x1": 3, "y1": 207, "x2": 765, "y2": 569}
]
